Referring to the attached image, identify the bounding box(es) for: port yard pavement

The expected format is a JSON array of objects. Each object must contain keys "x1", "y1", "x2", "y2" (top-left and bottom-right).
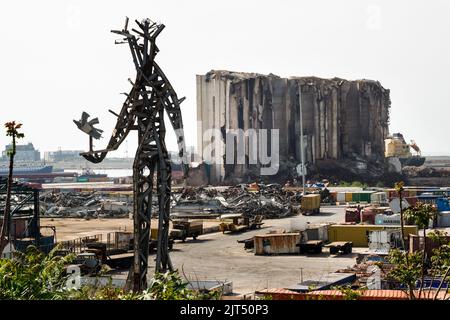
[
  {"x1": 42, "y1": 206, "x2": 359, "y2": 295},
  {"x1": 154, "y1": 206, "x2": 359, "y2": 295}
]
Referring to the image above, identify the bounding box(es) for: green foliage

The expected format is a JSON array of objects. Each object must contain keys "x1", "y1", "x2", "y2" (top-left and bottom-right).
[
  {"x1": 404, "y1": 203, "x2": 436, "y2": 230},
  {"x1": 335, "y1": 285, "x2": 363, "y2": 300},
  {"x1": 387, "y1": 249, "x2": 422, "y2": 290},
  {"x1": 0, "y1": 245, "x2": 75, "y2": 300},
  {"x1": 337, "y1": 181, "x2": 368, "y2": 188},
  {"x1": 257, "y1": 294, "x2": 273, "y2": 300},
  {"x1": 144, "y1": 272, "x2": 221, "y2": 300},
  {"x1": 0, "y1": 246, "x2": 221, "y2": 300},
  {"x1": 394, "y1": 181, "x2": 405, "y2": 194},
  {"x1": 66, "y1": 282, "x2": 144, "y2": 300},
  {"x1": 4, "y1": 121, "x2": 24, "y2": 156},
  {"x1": 428, "y1": 230, "x2": 449, "y2": 247}
]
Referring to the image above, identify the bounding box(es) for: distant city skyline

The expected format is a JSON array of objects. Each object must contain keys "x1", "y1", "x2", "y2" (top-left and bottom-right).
[{"x1": 1, "y1": 0, "x2": 449, "y2": 157}]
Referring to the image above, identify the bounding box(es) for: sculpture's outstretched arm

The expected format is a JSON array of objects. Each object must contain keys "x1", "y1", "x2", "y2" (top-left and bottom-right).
[{"x1": 80, "y1": 88, "x2": 139, "y2": 163}]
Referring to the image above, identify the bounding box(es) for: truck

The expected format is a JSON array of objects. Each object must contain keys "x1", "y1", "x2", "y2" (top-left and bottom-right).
[
  {"x1": 170, "y1": 219, "x2": 203, "y2": 242},
  {"x1": 72, "y1": 251, "x2": 102, "y2": 275},
  {"x1": 149, "y1": 228, "x2": 174, "y2": 253},
  {"x1": 297, "y1": 230, "x2": 323, "y2": 254},
  {"x1": 301, "y1": 194, "x2": 321, "y2": 215},
  {"x1": 219, "y1": 214, "x2": 249, "y2": 233},
  {"x1": 219, "y1": 214, "x2": 264, "y2": 234},
  {"x1": 325, "y1": 241, "x2": 353, "y2": 255}
]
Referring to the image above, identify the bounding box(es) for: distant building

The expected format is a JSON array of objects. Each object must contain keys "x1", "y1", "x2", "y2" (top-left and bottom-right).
[
  {"x1": 2, "y1": 143, "x2": 41, "y2": 162},
  {"x1": 44, "y1": 150, "x2": 84, "y2": 162}
]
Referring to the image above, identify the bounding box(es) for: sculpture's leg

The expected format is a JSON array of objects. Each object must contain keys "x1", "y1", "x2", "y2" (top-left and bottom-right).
[
  {"x1": 132, "y1": 149, "x2": 156, "y2": 291},
  {"x1": 155, "y1": 138, "x2": 173, "y2": 273}
]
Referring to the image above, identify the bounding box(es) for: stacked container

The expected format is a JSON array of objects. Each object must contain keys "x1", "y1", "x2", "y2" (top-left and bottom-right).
[
  {"x1": 375, "y1": 213, "x2": 401, "y2": 225},
  {"x1": 361, "y1": 206, "x2": 389, "y2": 224}
]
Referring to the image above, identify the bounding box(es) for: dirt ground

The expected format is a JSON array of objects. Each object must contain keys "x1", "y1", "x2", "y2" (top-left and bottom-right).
[
  {"x1": 40, "y1": 218, "x2": 219, "y2": 241},
  {"x1": 42, "y1": 206, "x2": 359, "y2": 295}
]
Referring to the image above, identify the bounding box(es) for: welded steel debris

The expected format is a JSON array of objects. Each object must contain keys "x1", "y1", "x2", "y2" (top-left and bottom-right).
[
  {"x1": 40, "y1": 192, "x2": 131, "y2": 218},
  {"x1": 174, "y1": 184, "x2": 300, "y2": 219}
]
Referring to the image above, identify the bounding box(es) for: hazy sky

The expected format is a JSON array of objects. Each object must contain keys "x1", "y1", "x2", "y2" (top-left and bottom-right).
[{"x1": 0, "y1": 0, "x2": 449, "y2": 157}]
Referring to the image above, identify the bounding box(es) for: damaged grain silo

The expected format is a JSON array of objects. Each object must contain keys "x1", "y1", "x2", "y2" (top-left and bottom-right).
[{"x1": 196, "y1": 70, "x2": 392, "y2": 184}]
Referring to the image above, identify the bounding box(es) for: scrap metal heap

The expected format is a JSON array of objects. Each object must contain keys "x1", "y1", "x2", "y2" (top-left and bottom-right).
[
  {"x1": 75, "y1": 17, "x2": 187, "y2": 292},
  {"x1": 176, "y1": 184, "x2": 300, "y2": 219}
]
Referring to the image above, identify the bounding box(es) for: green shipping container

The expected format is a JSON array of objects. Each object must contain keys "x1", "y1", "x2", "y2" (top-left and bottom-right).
[
  {"x1": 351, "y1": 193, "x2": 361, "y2": 203},
  {"x1": 351, "y1": 192, "x2": 374, "y2": 203}
]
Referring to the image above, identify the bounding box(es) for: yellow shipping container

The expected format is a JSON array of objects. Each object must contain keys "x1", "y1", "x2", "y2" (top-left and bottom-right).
[
  {"x1": 151, "y1": 228, "x2": 159, "y2": 241},
  {"x1": 301, "y1": 194, "x2": 321, "y2": 210},
  {"x1": 328, "y1": 224, "x2": 418, "y2": 247},
  {"x1": 345, "y1": 193, "x2": 353, "y2": 202}
]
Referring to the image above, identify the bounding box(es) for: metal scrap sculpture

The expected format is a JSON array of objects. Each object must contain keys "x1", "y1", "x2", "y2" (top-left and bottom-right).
[{"x1": 74, "y1": 17, "x2": 187, "y2": 291}]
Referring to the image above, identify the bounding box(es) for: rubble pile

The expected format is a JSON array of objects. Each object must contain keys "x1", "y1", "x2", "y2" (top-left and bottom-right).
[
  {"x1": 40, "y1": 192, "x2": 130, "y2": 218},
  {"x1": 403, "y1": 166, "x2": 450, "y2": 178},
  {"x1": 40, "y1": 192, "x2": 100, "y2": 208},
  {"x1": 179, "y1": 187, "x2": 219, "y2": 200},
  {"x1": 175, "y1": 184, "x2": 299, "y2": 219}
]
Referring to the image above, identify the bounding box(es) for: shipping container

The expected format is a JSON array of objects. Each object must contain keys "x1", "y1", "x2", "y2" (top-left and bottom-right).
[
  {"x1": 375, "y1": 214, "x2": 401, "y2": 225},
  {"x1": 388, "y1": 190, "x2": 397, "y2": 201},
  {"x1": 328, "y1": 224, "x2": 418, "y2": 247},
  {"x1": 362, "y1": 206, "x2": 391, "y2": 224},
  {"x1": 302, "y1": 194, "x2": 320, "y2": 209},
  {"x1": 254, "y1": 233, "x2": 300, "y2": 255},
  {"x1": 351, "y1": 191, "x2": 374, "y2": 203},
  {"x1": 345, "y1": 193, "x2": 353, "y2": 203},
  {"x1": 371, "y1": 192, "x2": 388, "y2": 205},
  {"x1": 345, "y1": 209, "x2": 360, "y2": 223},
  {"x1": 301, "y1": 194, "x2": 320, "y2": 215},
  {"x1": 337, "y1": 192, "x2": 346, "y2": 203},
  {"x1": 437, "y1": 212, "x2": 450, "y2": 227},
  {"x1": 150, "y1": 228, "x2": 159, "y2": 241},
  {"x1": 437, "y1": 198, "x2": 450, "y2": 212},
  {"x1": 306, "y1": 224, "x2": 329, "y2": 242},
  {"x1": 410, "y1": 234, "x2": 450, "y2": 257}
]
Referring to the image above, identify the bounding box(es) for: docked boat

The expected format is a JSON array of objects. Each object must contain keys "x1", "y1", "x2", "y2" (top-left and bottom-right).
[
  {"x1": 385, "y1": 133, "x2": 426, "y2": 167},
  {"x1": 77, "y1": 168, "x2": 109, "y2": 182},
  {"x1": 0, "y1": 165, "x2": 53, "y2": 176}
]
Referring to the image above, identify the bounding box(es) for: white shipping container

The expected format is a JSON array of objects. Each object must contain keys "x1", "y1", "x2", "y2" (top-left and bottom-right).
[
  {"x1": 371, "y1": 192, "x2": 388, "y2": 204},
  {"x1": 306, "y1": 224, "x2": 329, "y2": 242},
  {"x1": 337, "y1": 192, "x2": 346, "y2": 203},
  {"x1": 375, "y1": 213, "x2": 401, "y2": 225}
]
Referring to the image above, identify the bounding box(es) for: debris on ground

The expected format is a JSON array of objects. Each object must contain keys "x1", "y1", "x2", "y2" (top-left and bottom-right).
[
  {"x1": 40, "y1": 191, "x2": 131, "y2": 218},
  {"x1": 173, "y1": 184, "x2": 300, "y2": 219}
]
